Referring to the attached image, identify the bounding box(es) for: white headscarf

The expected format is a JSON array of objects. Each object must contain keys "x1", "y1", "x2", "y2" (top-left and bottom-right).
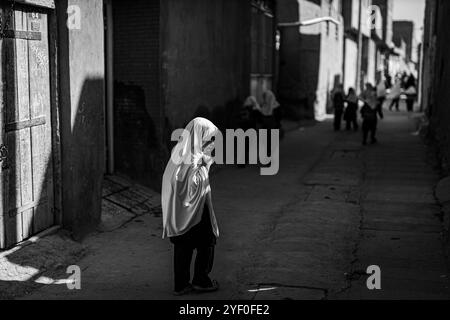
[
  {"x1": 388, "y1": 80, "x2": 402, "y2": 99},
  {"x1": 243, "y1": 96, "x2": 261, "y2": 111},
  {"x1": 261, "y1": 90, "x2": 280, "y2": 116},
  {"x1": 162, "y1": 117, "x2": 220, "y2": 239}
]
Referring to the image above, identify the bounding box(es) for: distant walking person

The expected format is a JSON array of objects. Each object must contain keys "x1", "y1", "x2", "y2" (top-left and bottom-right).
[
  {"x1": 405, "y1": 74, "x2": 417, "y2": 112},
  {"x1": 360, "y1": 83, "x2": 378, "y2": 112},
  {"x1": 401, "y1": 72, "x2": 409, "y2": 89},
  {"x1": 385, "y1": 73, "x2": 392, "y2": 89},
  {"x1": 360, "y1": 84, "x2": 379, "y2": 145},
  {"x1": 388, "y1": 78, "x2": 402, "y2": 111},
  {"x1": 162, "y1": 117, "x2": 220, "y2": 296},
  {"x1": 344, "y1": 87, "x2": 359, "y2": 131},
  {"x1": 333, "y1": 84, "x2": 345, "y2": 131}
]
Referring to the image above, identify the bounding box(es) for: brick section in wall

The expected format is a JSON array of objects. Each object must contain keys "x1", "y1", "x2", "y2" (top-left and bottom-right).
[
  {"x1": 112, "y1": 0, "x2": 165, "y2": 190},
  {"x1": 113, "y1": 0, "x2": 160, "y2": 122}
]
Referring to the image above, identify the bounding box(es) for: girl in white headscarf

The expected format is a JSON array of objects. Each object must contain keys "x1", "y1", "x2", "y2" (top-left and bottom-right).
[
  {"x1": 261, "y1": 90, "x2": 280, "y2": 117},
  {"x1": 162, "y1": 117, "x2": 220, "y2": 295}
]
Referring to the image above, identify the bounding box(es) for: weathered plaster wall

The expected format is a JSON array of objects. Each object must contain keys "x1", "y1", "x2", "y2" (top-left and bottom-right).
[
  {"x1": 425, "y1": 0, "x2": 450, "y2": 174},
  {"x1": 277, "y1": 0, "x2": 311, "y2": 119},
  {"x1": 161, "y1": 0, "x2": 251, "y2": 131},
  {"x1": 366, "y1": 38, "x2": 377, "y2": 86},
  {"x1": 393, "y1": 21, "x2": 417, "y2": 64},
  {"x1": 343, "y1": 38, "x2": 358, "y2": 91},
  {"x1": 421, "y1": 0, "x2": 436, "y2": 120},
  {"x1": 277, "y1": 0, "x2": 343, "y2": 120},
  {"x1": 315, "y1": 0, "x2": 344, "y2": 120},
  {"x1": 56, "y1": 0, "x2": 105, "y2": 239}
]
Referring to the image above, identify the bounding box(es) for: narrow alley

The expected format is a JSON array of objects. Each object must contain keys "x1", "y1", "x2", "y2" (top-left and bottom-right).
[
  {"x1": 1, "y1": 109, "x2": 446, "y2": 300},
  {"x1": 2, "y1": 0, "x2": 450, "y2": 307}
]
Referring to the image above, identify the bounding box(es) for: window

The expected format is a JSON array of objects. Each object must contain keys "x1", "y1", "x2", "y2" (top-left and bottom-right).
[{"x1": 250, "y1": 0, "x2": 275, "y2": 97}]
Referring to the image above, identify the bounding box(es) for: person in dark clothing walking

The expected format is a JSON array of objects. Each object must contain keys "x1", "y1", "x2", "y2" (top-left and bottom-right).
[
  {"x1": 405, "y1": 73, "x2": 416, "y2": 89},
  {"x1": 360, "y1": 84, "x2": 379, "y2": 145},
  {"x1": 388, "y1": 78, "x2": 402, "y2": 111},
  {"x1": 333, "y1": 85, "x2": 345, "y2": 131},
  {"x1": 385, "y1": 73, "x2": 392, "y2": 89},
  {"x1": 360, "y1": 103, "x2": 379, "y2": 145},
  {"x1": 344, "y1": 87, "x2": 359, "y2": 131},
  {"x1": 405, "y1": 74, "x2": 417, "y2": 112}
]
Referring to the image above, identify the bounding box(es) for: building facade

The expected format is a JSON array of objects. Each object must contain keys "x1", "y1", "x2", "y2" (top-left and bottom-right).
[
  {"x1": 341, "y1": 0, "x2": 361, "y2": 92},
  {"x1": 341, "y1": 0, "x2": 381, "y2": 93},
  {"x1": 0, "y1": 0, "x2": 277, "y2": 249},
  {"x1": 0, "y1": 0, "x2": 105, "y2": 248},
  {"x1": 371, "y1": 0, "x2": 394, "y2": 83},
  {"x1": 341, "y1": 0, "x2": 393, "y2": 93},
  {"x1": 393, "y1": 21, "x2": 416, "y2": 64},
  {"x1": 277, "y1": 0, "x2": 344, "y2": 120},
  {"x1": 421, "y1": 0, "x2": 450, "y2": 175},
  {"x1": 105, "y1": 0, "x2": 277, "y2": 190}
]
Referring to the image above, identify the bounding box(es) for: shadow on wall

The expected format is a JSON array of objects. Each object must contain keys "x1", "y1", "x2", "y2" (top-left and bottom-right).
[
  {"x1": 192, "y1": 99, "x2": 243, "y2": 130},
  {"x1": 60, "y1": 79, "x2": 105, "y2": 240},
  {"x1": 113, "y1": 82, "x2": 166, "y2": 191},
  {"x1": 54, "y1": 0, "x2": 104, "y2": 241}
]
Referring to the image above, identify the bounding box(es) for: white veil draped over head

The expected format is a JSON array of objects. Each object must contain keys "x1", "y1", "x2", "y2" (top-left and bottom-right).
[
  {"x1": 261, "y1": 90, "x2": 280, "y2": 116},
  {"x1": 162, "y1": 117, "x2": 220, "y2": 239}
]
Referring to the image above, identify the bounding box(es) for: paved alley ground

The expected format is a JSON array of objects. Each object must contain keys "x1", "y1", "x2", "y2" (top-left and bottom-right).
[{"x1": 2, "y1": 109, "x2": 450, "y2": 300}]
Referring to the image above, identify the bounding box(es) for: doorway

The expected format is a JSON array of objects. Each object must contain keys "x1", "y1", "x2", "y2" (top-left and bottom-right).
[
  {"x1": 1, "y1": 3, "x2": 56, "y2": 249},
  {"x1": 103, "y1": 0, "x2": 162, "y2": 189}
]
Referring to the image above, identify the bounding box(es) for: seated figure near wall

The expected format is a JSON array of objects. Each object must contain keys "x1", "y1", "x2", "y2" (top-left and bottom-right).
[
  {"x1": 242, "y1": 91, "x2": 283, "y2": 134},
  {"x1": 241, "y1": 96, "x2": 261, "y2": 130}
]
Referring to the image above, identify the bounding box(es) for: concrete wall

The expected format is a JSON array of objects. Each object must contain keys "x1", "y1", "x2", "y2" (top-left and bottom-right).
[
  {"x1": 102, "y1": 0, "x2": 259, "y2": 192},
  {"x1": 421, "y1": 0, "x2": 436, "y2": 117},
  {"x1": 360, "y1": 0, "x2": 371, "y2": 37},
  {"x1": 342, "y1": 0, "x2": 360, "y2": 92},
  {"x1": 277, "y1": 0, "x2": 311, "y2": 119},
  {"x1": 342, "y1": 0, "x2": 361, "y2": 31},
  {"x1": 56, "y1": 0, "x2": 105, "y2": 239},
  {"x1": 423, "y1": 0, "x2": 450, "y2": 261},
  {"x1": 344, "y1": 38, "x2": 358, "y2": 91},
  {"x1": 315, "y1": 0, "x2": 344, "y2": 120},
  {"x1": 372, "y1": 0, "x2": 393, "y2": 44},
  {"x1": 423, "y1": 0, "x2": 450, "y2": 174},
  {"x1": 393, "y1": 21, "x2": 415, "y2": 63},
  {"x1": 366, "y1": 38, "x2": 376, "y2": 85},
  {"x1": 161, "y1": 0, "x2": 251, "y2": 131}
]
